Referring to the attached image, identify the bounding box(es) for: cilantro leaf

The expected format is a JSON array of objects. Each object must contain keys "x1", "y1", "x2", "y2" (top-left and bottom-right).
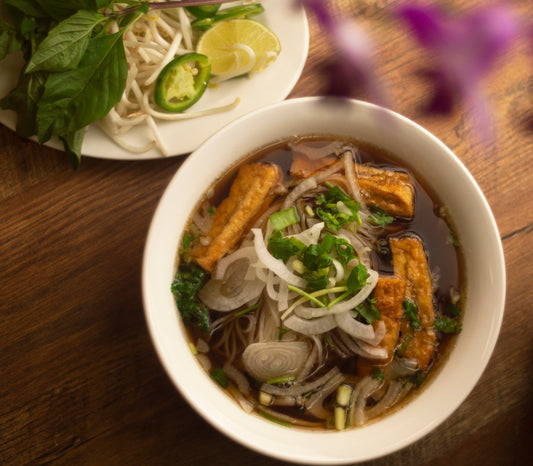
[
  {"x1": 347, "y1": 263, "x2": 369, "y2": 293},
  {"x1": 302, "y1": 243, "x2": 331, "y2": 271},
  {"x1": 403, "y1": 298, "x2": 421, "y2": 330},
  {"x1": 268, "y1": 232, "x2": 305, "y2": 263},
  {"x1": 355, "y1": 298, "x2": 381, "y2": 323},
  {"x1": 315, "y1": 184, "x2": 361, "y2": 232},
  {"x1": 434, "y1": 315, "x2": 462, "y2": 334},
  {"x1": 369, "y1": 207, "x2": 394, "y2": 226}
]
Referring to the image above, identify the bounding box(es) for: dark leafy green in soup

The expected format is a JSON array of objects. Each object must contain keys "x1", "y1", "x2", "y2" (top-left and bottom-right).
[{"x1": 172, "y1": 135, "x2": 464, "y2": 430}]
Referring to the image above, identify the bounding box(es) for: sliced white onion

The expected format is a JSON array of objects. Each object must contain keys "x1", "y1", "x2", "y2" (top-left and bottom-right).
[
  {"x1": 252, "y1": 229, "x2": 306, "y2": 287},
  {"x1": 213, "y1": 246, "x2": 257, "y2": 280},
  {"x1": 305, "y1": 372, "x2": 346, "y2": 419},
  {"x1": 261, "y1": 366, "x2": 341, "y2": 396},
  {"x1": 284, "y1": 314, "x2": 337, "y2": 336},
  {"x1": 365, "y1": 381, "x2": 404, "y2": 421},
  {"x1": 337, "y1": 330, "x2": 388, "y2": 360},
  {"x1": 288, "y1": 222, "x2": 324, "y2": 246},
  {"x1": 351, "y1": 376, "x2": 382, "y2": 426},
  {"x1": 223, "y1": 362, "x2": 251, "y2": 395},
  {"x1": 242, "y1": 341, "x2": 309, "y2": 382},
  {"x1": 335, "y1": 311, "x2": 376, "y2": 342},
  {"x1": 363, "y1": 319, "x2": 386, "y2": 346},
  {"x1": 198, "y1": 278, "x2": 264, "y2": 311}
]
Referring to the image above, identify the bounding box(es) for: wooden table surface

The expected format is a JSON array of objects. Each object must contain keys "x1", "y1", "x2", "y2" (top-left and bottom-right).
[{"x1": 1, "y1": 1, "x2": 532, "y2": 465}]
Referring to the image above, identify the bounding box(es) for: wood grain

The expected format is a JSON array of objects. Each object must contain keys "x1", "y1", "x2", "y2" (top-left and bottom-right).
[{"x1": 1, "y1": 1, "x2": 532, "y2": 465}]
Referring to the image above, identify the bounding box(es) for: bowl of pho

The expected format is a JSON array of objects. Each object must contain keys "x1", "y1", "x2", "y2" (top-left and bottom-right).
[{"x1": 142, "y1": 97, "x2": 505, "y2": 464}]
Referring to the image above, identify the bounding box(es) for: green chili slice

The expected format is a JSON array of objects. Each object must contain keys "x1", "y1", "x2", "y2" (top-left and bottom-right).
[{"x1": 154, "y1": 53, "x2": 211, "y2": 113}]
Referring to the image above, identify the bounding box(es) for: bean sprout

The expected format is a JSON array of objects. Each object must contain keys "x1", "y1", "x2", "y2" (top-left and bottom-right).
[{"x1": 97, "y1": 2, "x2": 242, "y2": 156}]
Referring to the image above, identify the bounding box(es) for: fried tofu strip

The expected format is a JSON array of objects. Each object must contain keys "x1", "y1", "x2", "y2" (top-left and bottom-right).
[
  {"x1": 356, "y1": 164, "x2": 414, "y2": 218},
  {"x1": 191, "y1": 163, "x2": 282, "y2": 272},
  {"x1": 390, "y1": 236, "x2": 436, "y2": 369},
  {"x1": 289, "y1": 154, "x2": 414, "y2": 218},
  {"x1": 357, "y1": 278, "x2": 406, "y2": 374},
  {"x1": 289, "y1": 152, "x2": 338, "y2": 178},
  {"x1": 372, "y1": 278, "x2": 407, "y2": 360}
]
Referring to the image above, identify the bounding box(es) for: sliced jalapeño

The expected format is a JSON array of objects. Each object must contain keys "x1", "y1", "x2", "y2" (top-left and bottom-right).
[{"x1": 154, "y1": 53, "x2": 211, "y2": 113}]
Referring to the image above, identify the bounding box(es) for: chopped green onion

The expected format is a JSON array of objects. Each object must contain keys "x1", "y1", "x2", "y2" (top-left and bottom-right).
[
  {"x1": 327, "y1": 290, "x2": 352, "y2": 309},
  {"x1": 292, "y1": 259, "x2": 305, "y2": 275},
  {"x1": 269, "y1": 206, "x2": 300, "y2": 231},
  {"x1": 188, "y1": 342, "x2": 198, "y2": 355},
  {"x1": 277, "y1": 326, "x2": 292, "y2": 340},
  {"x1": 210, "y1": 366, "x2": 228, "y2": 388},
  {"x1": 281, "y1": 286, "x2": 348, "y2": 319},
  {"x1": 397, "y1": 333, "x2": 413, "y2": 356},
  {"x1": 371, "y1": 367, "x2": 385, "y2": 381},
  {"x1": 265, "y1": 375, "x2": 295, "y2": 385},
  {"x1": 336, "y1": 383, "x2": 354, "y2": 407},
  {"x1": 334, "y1": 406, "x2": 347, "y2": 430},
  {"x1": 287, "y1": 285, "x2": 327, "y2": 308},
  {"x1": 234, "y1": 303, "x2": 259, "y2": 318},
  {"x1": 258, "y1": 410, "x2": 292, "y2": 428},
  {"x1": 259, "y1": 391, "x2": 273, "y2": 406}
]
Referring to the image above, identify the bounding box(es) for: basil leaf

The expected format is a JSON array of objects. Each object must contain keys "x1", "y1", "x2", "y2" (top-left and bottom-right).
[
  {"x1": 59, "y1": 128, "x2": 84, "y2": 169},
  {"x1": 0, "y1": 21, "x2": 22, "y2": 60},
  {"x1": 2, "y1": 0, "x2": 48, "y2": 18},
  {"x1": 34, "y1": 1, "x2": 112, "y2": 19},
  {"x1": 26, "y1": 10, "x2": 104, "y2": 73},
  {"x1": 37, "y1": 30, "x2": 128, "y2": 141},
  {"x1": 0, "y1": 69, "x2": 47, "y2": 137}
]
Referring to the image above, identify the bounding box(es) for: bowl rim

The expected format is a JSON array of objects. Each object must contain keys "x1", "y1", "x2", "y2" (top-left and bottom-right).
[{"x1": 142, "y1": 96, "x2": 506, "y2": 464}]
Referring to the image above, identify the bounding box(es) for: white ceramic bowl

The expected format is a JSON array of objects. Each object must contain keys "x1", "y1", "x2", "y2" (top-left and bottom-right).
[{"x1": 142, "y1": 97, "x2": 505, "y2": 464}]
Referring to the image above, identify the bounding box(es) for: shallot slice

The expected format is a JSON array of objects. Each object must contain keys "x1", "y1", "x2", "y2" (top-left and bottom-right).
[{"x1": 242, "y1": 341, "x2": 309, "y2": 382}]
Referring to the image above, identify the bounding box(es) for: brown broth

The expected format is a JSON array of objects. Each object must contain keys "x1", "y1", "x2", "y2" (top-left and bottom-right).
[{"x1": 177, "y1": 134, "x2": 465, "y2": 428}]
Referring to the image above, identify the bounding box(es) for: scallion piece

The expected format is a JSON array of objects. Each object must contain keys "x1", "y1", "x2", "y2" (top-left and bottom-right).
[
  {"x1": 269, "y1": 206, "x2": 300, "y2": 231},
  {"x1": 265, "y1": 375, "x2": 295, "y2": 385}
]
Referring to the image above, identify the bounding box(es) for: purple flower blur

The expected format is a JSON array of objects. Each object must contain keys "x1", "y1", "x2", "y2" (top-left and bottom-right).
[
  {"x1": 396, "y1": 2, "x2": 519, "y2": 139},
  {"x1": 300, "y1": 0, "x2": 387, "y2": 104}
]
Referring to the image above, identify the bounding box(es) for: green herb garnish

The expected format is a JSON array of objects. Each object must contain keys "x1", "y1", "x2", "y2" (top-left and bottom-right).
[
  {"x1": 434, "y1": 315, "x2": 462, "y2": 334},
  {"x1": 371, "y1": 367, "x2": 385, "y2": 381},
  {"x1": 403, "y1": 298, "x2": 421, "y2": 330},
  {"x1": 268, "y1": 231, "x2": 305, "y2": 262},
  {"x1": 315, "y1": 184, "x2": 361, "y2": 231},
  {"x1": 171, "y1": 263, "x2": 209, "y2": 333},
  {"x1": 369, "y1": 207, "x2": 394, "y2": 226},
  {"x1": 210, "y1": 366, "x2": 228, "y2": 388},
  {"x1": 269, "y1": 206, "x2": 300, "y2": 231},
  {"x1": 346, "y1": 263, "x2": 370, "y2": 293},
  {"x1": 355, "y1": 297, "x2": 381, "y2": 323}
]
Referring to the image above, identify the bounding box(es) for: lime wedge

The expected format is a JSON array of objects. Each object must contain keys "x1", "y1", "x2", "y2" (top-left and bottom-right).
[{"x1": 196, "y1": 19, "x2": 281, "y2": 77}]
